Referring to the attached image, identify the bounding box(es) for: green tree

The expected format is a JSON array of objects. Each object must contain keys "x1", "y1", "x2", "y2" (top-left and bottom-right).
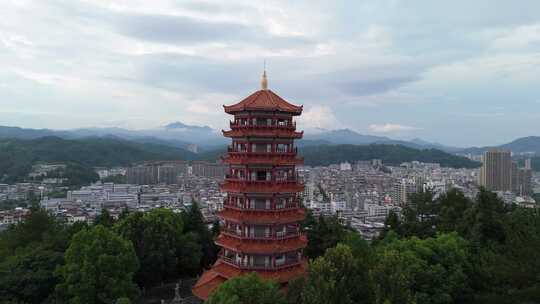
[
  {"x1": 0, "y1": 245, "x2": 63, "y2": 303},
  {"x1": 0, "y1": 205, "x2": 61, "y2": 257},
  {"x1": 472, "y1": 207, "x2": 540, "y2": 302},
  {"x1": 94, "y1": 208, "x2": 114, "y2": 228},
  {"x1": 380, "y1": 210, "x2": 403, "y2": 239},
  {"x1": 207, "y1": 273, "x2": 286, "y2": 304},
  {"x1": 374, "y1": 233, "x2": 471, "y2": 304},
  {"x1": 372, "y1": 249, "x2": 417, "y2": 304},
  {"x1": 304, "y1": 214, "x2": 348, "y2": 259},
  {"x1": 437, "y1": 189, "x2": 472, "y2": 233},
  {"x1": 401, "y1": 190, "x2": 438, "y2": 238},
  {"x1": 301, "y1": 243, "x2": 374, "y2": 304},
  {"x1": 115, "y1": 208, "x2": 202, "y2": 287},
  {"x1": 182, "y1": 203, "x2": 217, "y2": 268},
  {"x1": 461, "y1": 188, "x2": 507, "y2": 245},
  {"x1": 56, "y1": 225, "x2": 139, "y2": 304}
]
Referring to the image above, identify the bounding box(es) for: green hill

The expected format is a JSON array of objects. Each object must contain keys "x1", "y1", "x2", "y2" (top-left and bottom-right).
[
  {"x1": 0, "y1": 137, "x2": 196, "y2": 183},
  {"x1": 299, "y1": 144, "x2": 480, "y2": 168}
]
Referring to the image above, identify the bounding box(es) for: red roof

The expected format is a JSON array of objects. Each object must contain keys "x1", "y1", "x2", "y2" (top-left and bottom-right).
[
  {"x1": 216, "y1": 234, "x2": 307, "y2": 254},
  {"x1": 224, "y1": 90, "x2": 303, "y2": 115},
  {"x1": 220, "y1": 180, "x2": 304, "y2": 194},
  {"x1": 218, "y1": 208, "x2": 305, "y2": 224},
  {"x1": 192, "y1": 260, "x2": 308, "y2": 300},
  {"x1": 222, "y1": 129, "x2": 303, "y2": 139}
]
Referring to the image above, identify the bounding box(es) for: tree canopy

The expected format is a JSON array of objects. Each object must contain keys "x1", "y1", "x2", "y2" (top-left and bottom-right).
[
  {"x1": 207, "y1": 273, "x2": 287, "y2": 304},
  {"x1": 56, "y1": 225, "x2": 139, "y2": 304}
]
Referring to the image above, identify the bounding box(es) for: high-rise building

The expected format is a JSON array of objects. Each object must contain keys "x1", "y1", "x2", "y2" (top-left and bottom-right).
[
  {"x1": 192, "y1": 72, "x2": 306, "y2": 300},
  {"x1": 512, "y1": 161, "x2": 532, "y2": 196},
  {"x1": 479, "y1": 150, "x2": 512, "y2": 191},
  {"x1": 126, "y1": 161, "x2": 188, "y2": 185},
  {"x1": 392, "y1": 178, "x2": 420, "y2": 205},
  {"x1": 191, "y1": 161, "x2": 227, "y2": 178},
  {"x1": 126, "y1": 164, "x2": 158, "y2": 185},
  {"x1": 525, "y1": 158, "x2": 532, "y2": 170}
]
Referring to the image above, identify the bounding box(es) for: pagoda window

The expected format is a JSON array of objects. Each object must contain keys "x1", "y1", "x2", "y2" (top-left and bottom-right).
[
  {"x1": 277, "y1": 119, "x2": 288, "y2": 126},
  {"x1": 251, "y1": 144, "x2": 272, "y2": 153},
  {"x1": 276, "y1": 198, "x2": 285, "y2": 209},
  {"x1": 252, "y1": 225, "x2": 270, "y2": 238},
  {"x1": 255, "y1": 171, "x2": 268, "y2": 181},
  {"x1": 253, "y1": 255, "x2": 268, "y2": 267},
  {"x1": 276, "y1": 143, "x2": 288, "y2": 153},
  {"x1": 276, "y1": 225, "x2": 286, "y2": 237},
  {"x1": 254, "y1": 198, "x2": 267, "y2": 210},
  {"x1": 275, "y1": 254, "x2": 285, "y2": 266}
]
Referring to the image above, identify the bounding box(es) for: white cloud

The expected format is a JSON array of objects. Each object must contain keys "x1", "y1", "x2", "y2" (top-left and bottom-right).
[
  {"x1": 297, "y1": 105, "x2": 341, "y2": 131},
  {"x1": 485, "y1": 23, "x2": 540, "y2": 49},
  {"x1": 369, "y1": 123, "x2": 419, "y2": 133}
]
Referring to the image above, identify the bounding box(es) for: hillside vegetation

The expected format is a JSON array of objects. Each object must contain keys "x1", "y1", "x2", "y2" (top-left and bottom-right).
[
  {"x1": 299, "y1": 144, "x2": 480, "y2": 168},
  {"x1": 0, "y1": 137, "x2": 196, "y2": 183}
]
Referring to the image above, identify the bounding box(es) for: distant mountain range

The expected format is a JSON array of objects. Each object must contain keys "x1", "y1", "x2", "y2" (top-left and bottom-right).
[
  {"x1": 0, "y1": 124, "x2": 539, "y2": 156},
  {"x1": 459, "y1": 136, "x2": 540, "y2": 156},
  {"x1": 302, "y1": 129, "x2": 461, "y2": 152},
  {"x1": 0, "y1": 123, "x2": 226, "y2": 151}
]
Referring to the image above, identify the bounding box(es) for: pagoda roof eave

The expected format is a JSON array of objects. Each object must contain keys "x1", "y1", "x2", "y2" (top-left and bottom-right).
[
  {"x1": 223, "y1": 90, "x2": 303, "y2": 115},
  {"x1": 216, "y1": 234, "x2": 308, "y2": 254},
  {"x1": 218, "y1": 208, "x2": 306, "y2": 224}
]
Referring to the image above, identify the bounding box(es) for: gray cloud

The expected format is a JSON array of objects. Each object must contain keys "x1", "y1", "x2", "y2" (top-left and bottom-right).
[
  {"x1": 337, "y1": 75, "x2": 419, "y2": 96},
  {"x1": 2, "y1": 0, "x2": 540, "y2": 146},
  {"x1": 116, "y1": 14, "x2": 256, "y2": 44}
]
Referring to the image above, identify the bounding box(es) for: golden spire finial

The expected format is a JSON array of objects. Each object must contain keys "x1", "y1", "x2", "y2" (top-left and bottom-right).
[{"x1": 261, "y1": 60, "x2": 268, "y2": 90}]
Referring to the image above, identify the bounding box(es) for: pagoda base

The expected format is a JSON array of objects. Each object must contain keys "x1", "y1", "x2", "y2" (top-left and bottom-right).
[{"x1": 192, "y1": 259, "x2": 307, "y2": 300}]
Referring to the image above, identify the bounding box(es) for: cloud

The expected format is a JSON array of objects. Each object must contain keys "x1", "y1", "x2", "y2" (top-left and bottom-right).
[
  {"x1": 298, "y1": 105, "x2": 341, "y2": 131},
  {"x1": 369, "y1": 123, "x2": 419, "y2": 133},
  {"x1": 1, "y1": 1, "x2": 540, "y2": 146},
  {"x1": 337, "y1": 75, "x2": 419, "y2": 96},
  {"x1": 483, "y1": 23, "x2": 540, "y2": 49}
]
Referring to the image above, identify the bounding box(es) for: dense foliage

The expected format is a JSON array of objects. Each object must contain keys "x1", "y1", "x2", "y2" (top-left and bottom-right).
[
  {"x1": 55, "y1": 225, "x2": 140, "y2": 304},
  {"x1": 290, "y1": 188, "x2": 540, "y2": 304},
  {"x1": 115, "y1": 208, "x2": 206, "y2": 288},
  {"x1": 2, "y1": 187, "x2": 539, "y2": 303},
  {"x1": 207, "y1": 273, "x2": 287, "y2": 304},
  {"x1": 0, "y1": 203, "x2": 217, "y2": 303}
]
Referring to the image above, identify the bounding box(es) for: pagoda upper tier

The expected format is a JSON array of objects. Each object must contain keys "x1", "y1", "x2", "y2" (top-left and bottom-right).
[{"x1": 223, "y1": 89, "x2": 303, "y2": 115}]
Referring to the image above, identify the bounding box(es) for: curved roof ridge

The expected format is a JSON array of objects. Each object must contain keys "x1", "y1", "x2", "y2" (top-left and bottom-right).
[{"x1": 224, "y1": 89, "x2": 302, "y2": 115}]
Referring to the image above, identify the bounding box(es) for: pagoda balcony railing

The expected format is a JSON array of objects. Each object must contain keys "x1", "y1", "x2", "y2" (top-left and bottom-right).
[
  {"x1": 221, "y1": 228, "x2": 302, "y2": 240},
  {"x1": 218, "y1": 252, "x2": 301, "y2": 270},
  {"x1": 230, "y1": 121, "x2": 296, "y2": 130},
  {"x1": 224, "y1": 175, "x2": 302, "y2": 184},
  {"x1": 227, "y1": 147, "x2": 298, "y2": 155},
  {"x1": 223, "y1": 202, "x2": 301, "y2": 212}
]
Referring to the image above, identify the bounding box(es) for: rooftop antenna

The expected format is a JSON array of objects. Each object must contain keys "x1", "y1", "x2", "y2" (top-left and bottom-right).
[{"x1": 261, "y1": 60, "x2": 268, "y2": 90}]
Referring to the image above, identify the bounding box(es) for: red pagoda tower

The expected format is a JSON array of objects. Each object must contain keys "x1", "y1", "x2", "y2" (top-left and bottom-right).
[{"x1": 192, "y1": 72, "x2": 307, "y2": 300}]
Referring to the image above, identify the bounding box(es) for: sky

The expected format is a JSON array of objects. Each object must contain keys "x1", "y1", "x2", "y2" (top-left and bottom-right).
[{"x1": 1, "y1": 0, "x2": 539, "y2": 147}]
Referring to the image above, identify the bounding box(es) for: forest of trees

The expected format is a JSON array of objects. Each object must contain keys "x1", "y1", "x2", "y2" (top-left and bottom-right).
[
  {"x1": 0, "y1": 203, "x2": 218, "y2": 303},
  {"x1": 1, "y1": 186, "x2": 538, "y2": 303},
  {"x1": 209, "y1": 188, "x2": 540, "y2": 304}
]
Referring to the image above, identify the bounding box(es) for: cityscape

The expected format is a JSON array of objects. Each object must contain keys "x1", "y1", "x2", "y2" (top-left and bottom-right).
[{"x1": 1, "y1": 1, "x2": 540, "y2": 304}]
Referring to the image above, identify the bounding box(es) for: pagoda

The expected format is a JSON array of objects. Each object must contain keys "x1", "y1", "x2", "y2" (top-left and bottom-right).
[{"x1": 192, "y1": 71, "x2": 307, "y2": 300}]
